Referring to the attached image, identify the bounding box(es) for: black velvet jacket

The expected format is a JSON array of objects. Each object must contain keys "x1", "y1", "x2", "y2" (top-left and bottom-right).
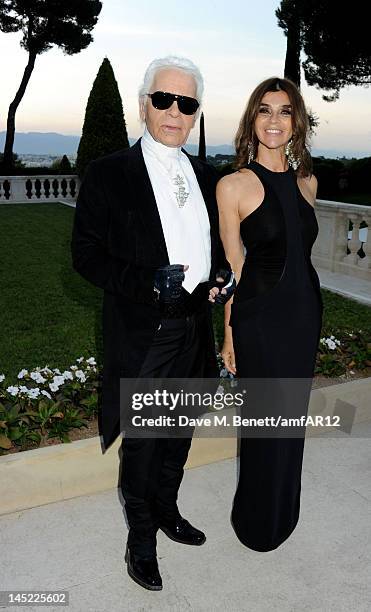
[{"x1": 71, "y1": 139, "x2": 228, "y2": 450}]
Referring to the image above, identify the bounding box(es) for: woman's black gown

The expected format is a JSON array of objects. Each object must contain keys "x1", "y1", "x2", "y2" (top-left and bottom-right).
[{"x1": 229, "y1": 160, "x2": 323, "y2": 552}]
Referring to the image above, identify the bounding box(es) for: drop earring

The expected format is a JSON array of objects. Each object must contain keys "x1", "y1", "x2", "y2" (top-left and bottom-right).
[
  {"x1": 247, "y1": 141, "x2": 255, "y2": 165},
  {"x1": 285, "y1": 138, "x2": 300, "y2": 170}
]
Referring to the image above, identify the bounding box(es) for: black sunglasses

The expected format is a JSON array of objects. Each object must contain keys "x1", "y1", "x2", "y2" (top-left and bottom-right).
[{"x1": 146, "y1": 91, "x2": 199, "y2": 115}]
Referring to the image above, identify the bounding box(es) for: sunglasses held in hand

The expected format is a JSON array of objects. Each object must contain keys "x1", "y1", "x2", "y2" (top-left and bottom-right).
[{"x1": 146, "y1": 91, "x2": 199, "y2": 115}]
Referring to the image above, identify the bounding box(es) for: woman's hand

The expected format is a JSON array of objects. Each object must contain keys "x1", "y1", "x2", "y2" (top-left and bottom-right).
[
  {"x1": 208, "y1": 282, "x2": 224, "y2": 303},
  {"x1": 221, "y1": 339, "x2": 236, "y2": 375},
  {"x1": 208, "y1": 270, "x2": 236, "y2": 304}
]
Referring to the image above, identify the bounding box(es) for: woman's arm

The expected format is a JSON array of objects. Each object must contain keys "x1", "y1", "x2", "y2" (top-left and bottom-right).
[
  {"x1": 214, "y1": 175, "x2": 245, "y2": 374},
  {"x1": 308, "y1": 174, "x2": 318, "y2": 203},
  {"x1": 298, "y1": 173, "x2": 318, "y2": 207}
]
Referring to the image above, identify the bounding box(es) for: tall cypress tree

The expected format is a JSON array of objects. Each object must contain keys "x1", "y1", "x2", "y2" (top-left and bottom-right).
[
  {"x1": 76, "y1": 57, "x2": 129, "y2": 176},
  {"x1": 198, "y1": 112, "x2": 206, "y2": 161}
]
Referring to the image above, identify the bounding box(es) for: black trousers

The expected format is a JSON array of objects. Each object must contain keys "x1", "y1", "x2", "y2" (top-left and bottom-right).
[{"x1": 120, "y1": 312, "x2": 206, "y2": 556}]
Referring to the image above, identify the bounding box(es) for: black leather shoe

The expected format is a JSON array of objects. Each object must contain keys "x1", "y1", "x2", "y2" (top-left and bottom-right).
[
  {"x1": 125, "y1": 546, "x2": 163, "y2": 591},
  {"x1": 159, "y1": 516, "x2": 206, "y2": 545}
]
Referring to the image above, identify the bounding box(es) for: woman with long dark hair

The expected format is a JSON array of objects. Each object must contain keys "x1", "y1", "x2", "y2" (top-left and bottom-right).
[{"x1": 210, "y1": 77, "x2": 323, "y2": 551}]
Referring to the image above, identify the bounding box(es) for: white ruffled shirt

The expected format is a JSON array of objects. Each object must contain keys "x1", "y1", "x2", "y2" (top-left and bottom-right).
[{"x1": 141, "y1": 127, "x2": 211, "y2": 293}]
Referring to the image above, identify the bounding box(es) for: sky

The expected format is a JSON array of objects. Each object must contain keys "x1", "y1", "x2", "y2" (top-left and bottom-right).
[{"x1": 1, "y1": 0, "x2": 370, "y2": 156}]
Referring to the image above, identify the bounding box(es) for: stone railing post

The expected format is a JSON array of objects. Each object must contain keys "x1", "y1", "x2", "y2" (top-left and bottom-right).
[
  {"x1": 358, "y1": 211, "x2": 371, "y2": 271},
  {"x1": 343, "y1": 213, "x2": 361, "y2": 265},
  {"x1": 333, "y1": 211, "x2": 349, "y2": 271},
  {"x1": 313, "y1": 199, "x2": 370, "y2": 283}
]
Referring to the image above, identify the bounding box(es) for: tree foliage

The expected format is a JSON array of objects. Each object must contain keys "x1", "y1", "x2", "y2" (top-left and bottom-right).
[
  {"x1": 0, "y1": 0, "x2": 102, "y2": 169},
  {"x1": 346, "y1": 157, "x2": 371, "y2": 194},
  {"x1": 276, "y1": 0, "x2": 371, "y2": 100},
  {"x1": 0, "y1": 0, "x2": 102, "y2": 54},
  {"x1": 276, "y1": 0, "x2": 302, "y2": 86},
  {"x1": 51, "y1": 154, "x2": 72, "y2": 173},
  {"x1": 76, "y1": 57, "x2": 129, "y2": 177}
]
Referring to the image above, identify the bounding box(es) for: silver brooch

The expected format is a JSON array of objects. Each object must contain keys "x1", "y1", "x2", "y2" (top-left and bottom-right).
[{"x1": 173, "y1": 174, "x2": 189, "y2": 208}]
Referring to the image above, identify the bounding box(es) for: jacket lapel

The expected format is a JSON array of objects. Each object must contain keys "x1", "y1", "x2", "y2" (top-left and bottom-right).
[
  {"x1": 184, "y1": 151, "x2": 217, "y2": 224},
  {"x1": 184, "y1": 151, "x2": 218, "y2": 279},
  {"x1": 126, "y1": 139, "x2": 169, "y2": 263}
]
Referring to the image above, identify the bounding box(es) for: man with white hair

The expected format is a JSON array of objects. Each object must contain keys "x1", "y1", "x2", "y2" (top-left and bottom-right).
[{"x1": 71, "y1": 55, "x2": 233, "y2": 591}]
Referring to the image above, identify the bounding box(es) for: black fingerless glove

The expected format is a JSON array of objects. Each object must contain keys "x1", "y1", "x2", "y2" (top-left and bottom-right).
[
  {"x1": 213, "y1": 268, "x2": 236, "y2": 305},
  {"x1": 154, "y1": 264, "x2": 185, "y2": 304}
]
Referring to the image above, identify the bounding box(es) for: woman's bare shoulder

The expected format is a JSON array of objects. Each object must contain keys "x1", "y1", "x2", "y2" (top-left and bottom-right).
[
  {"x1": 298, "y1": 172, "x2": 318, "y2": 201},
  {"x1": 217, "y1": 169, "x2": 260, "y2": 197},
  {"x1": 300, "y1": 172, "x2": 317, "y2": 186}
]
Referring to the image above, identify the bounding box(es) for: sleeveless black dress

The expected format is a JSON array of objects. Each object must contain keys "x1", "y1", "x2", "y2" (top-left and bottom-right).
[{"x1": 229, "y1": 160, "x2": 323, "y2": 552}]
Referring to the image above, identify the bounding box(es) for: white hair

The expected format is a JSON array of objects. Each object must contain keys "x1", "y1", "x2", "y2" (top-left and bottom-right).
[{"x1": 138, "y1": 55, "x2": 204, "y2": 119}]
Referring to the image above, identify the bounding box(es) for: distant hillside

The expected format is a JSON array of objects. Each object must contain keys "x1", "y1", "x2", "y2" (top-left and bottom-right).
[
  {"x1": 0, "y1": 132, "x2": 80, "y2": 155},
  {"x1": 0, "y1": 131, "x2": 368, "y2": 159},
  {"x1": 0, "y1": 131, "x2": 235, "y2": 156}
]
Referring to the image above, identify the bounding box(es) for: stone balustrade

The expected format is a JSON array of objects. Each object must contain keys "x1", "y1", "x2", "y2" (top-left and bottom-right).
[
  {"x1": 0, "y1": 175, "x2": 79, "y2": 203},
  {"x1": 313, "y1": 200, "x2": 370, "y2": 282},
  {"x1": 0, "y1": 176, "x2": 370, "y2": 283}
]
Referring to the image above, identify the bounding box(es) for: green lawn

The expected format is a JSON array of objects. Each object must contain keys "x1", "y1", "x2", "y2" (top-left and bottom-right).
[
  {"x1": 1, "y1": 203, "x2": 103, "y2": 381},
  {"x1": 319, "y1": 288, "x2": 370, "y2": 332},
  {"x1": 1, "y1": 203, "x2": 370, "y2": 382}
]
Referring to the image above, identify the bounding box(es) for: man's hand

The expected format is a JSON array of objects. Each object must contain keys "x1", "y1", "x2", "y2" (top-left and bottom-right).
[
  {"x1": 154, "y1": 264, "x2": 188, "y2": 304},
  {"x1": 209, "y1": 268, "x2": 236, "y2": 304}
]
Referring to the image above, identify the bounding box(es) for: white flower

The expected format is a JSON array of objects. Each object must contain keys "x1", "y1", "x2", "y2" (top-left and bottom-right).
[
  {"x1": 27, "y1": 388, "x2": 40, "y2": 399},
  {"x1": 321, "y1": 336, "x2": 341, "y2": 351},
  {"x1": 76, "y1": 357, "x2": 84, "y2": 363},
  {"x1": 70, "y1": 365, "x2": 78, "y2": 371},
  {"x1": 17, "y1": 369, "x2": 28, "y2": 379},
  {"x1": 49, "y1": 382, "x2": 60, "y2": 393},
  {"x1": 75, "y1": 370, "x2": 86, "y2": 383},
  {"x1": 326, "y1": 339, "x2": 336, "y2": 350},
  {"x1": 6, "y1": 386, "x2": 19, "y2": 396},
  {"x1": 0, "y1": 374, "x2": 5, "y2": 383},
  {"x1": 19, "y1": 385, "x2": 29, "y2": 394},
  {"x1": 62, "y1": 370, "x2": 73, "y2": 381},
  {"x1": 30, "y1": 372, "x2": 46, "y2": 384},
  {"x1": 86, "y1": 357, "x2": 96, "y2": 365},
  {"x1": 53, "y1": 375, "x2": 65, "y2": 387},
  {"x1": 41, "y1": 390, "x2": 52, "y2": 399},
  {"x1": 53, "y1": 368, "x2": 61, "y2": 375},
  {"x1": 41, "y1": 367, "x2": 53, "y2": 375}
]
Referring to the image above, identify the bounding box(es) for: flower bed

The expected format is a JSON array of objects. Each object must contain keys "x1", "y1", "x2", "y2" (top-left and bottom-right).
[
  {"x1": 0, "y1": 357, "x2": 99, "y2": 453},
  {"x1": 1, "y1": 328, "x2": 370, "y2": 455},
  {"x1": 316, "y1": 329, "x2": 371, "y2": 376}
]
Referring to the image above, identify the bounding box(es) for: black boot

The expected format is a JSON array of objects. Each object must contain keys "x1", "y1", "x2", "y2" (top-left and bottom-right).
[
  {"x1": 159, "y1": 516, "x2": 206, "y2": 545},
  {"x1": 125, "y1": 545, "x2": 163, "y2": 591}
]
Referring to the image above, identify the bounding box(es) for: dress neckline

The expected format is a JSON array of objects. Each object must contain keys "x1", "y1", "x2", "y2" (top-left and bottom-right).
[{"x1": 249, "y1": 160, "x2": 292, "y2": 175}]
